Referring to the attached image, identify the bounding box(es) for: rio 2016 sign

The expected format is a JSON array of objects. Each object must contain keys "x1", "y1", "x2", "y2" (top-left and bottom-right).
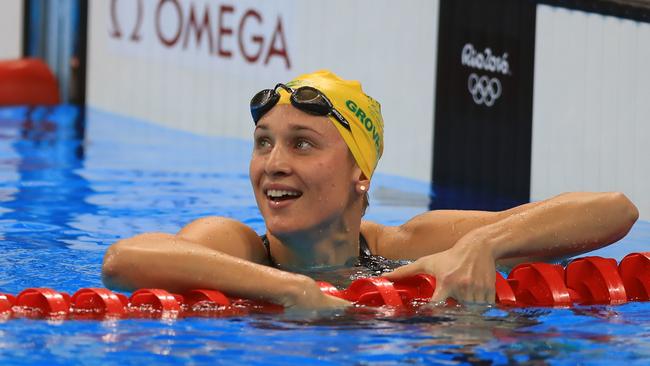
[
  {"x1": 108, "y1": 0, "x2": 292, "y2": 69},
  {"x1": 434, "y1": 0, "x2": 536, "y2": 211},
  {"x1": 461, "y1": 43, "x2": 510, "y2": 107}
]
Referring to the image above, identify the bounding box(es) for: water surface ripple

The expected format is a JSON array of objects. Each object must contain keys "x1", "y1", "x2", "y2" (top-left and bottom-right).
[{"x1": 1, "y1": 107, "x2": 649, "y2": 365}]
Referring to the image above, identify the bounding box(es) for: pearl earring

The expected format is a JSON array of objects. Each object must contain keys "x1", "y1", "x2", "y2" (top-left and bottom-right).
[{"x1": 359, "y1": 185, "x2": 367, "y2": 192}]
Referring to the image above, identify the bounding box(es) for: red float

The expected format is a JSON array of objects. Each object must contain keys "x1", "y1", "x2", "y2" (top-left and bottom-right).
[
  {"x1": 495, "y1": 272, "x2": 517, "y2": 306},
  {"x1": 565, "y1": 256, "x2": 627, "y2": 305},
  {"x1": 70, "y1": 288, "x2": 128, "y2": 318},
  {"x1": 317, "y1": 281, "x2": 343, "y2": 298},
  {"x1": 2, "y1": 252, "x2": 650, "y2": 321},
  {"x1": 0, "y1": 59, "x2": 60, "y2": 106},
  {"x1": 392, "y1": 274, "x2": 437, "y2": 303},
  {"x1": 14, "y1": 288, "x2": 70, "y2": 318},
  {"x1": 0, "y1": 293, "x2": 15, "y2": 314},
  {"x1": 506, "y1": 263, "x2": 572, "y2": 306},
  {"x1": 128, "y1": 288, "x2": 182, "y2": 318},
  {"x1": 619, "y1": 252, "x2": 650, "y2": 301},
  {"x1": 341, "y1": 277, "x2": 405, "y2": 308}
]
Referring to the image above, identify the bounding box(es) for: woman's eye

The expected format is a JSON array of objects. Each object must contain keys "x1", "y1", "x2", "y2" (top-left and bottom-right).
[
  {"x1": 255, "y1": 137, "x2": 271, "y2": 149},
  {"x1": 295, "y1": 139, "x2": 313, "y2": 150}
]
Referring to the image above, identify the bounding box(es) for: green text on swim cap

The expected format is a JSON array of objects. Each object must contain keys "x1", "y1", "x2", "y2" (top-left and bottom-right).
[{"x1": 345, "y1": 100, "x2": 381, "y2": 154}]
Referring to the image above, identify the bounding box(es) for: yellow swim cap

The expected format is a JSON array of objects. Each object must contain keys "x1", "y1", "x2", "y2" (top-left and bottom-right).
[{"x1": 276, "y1": 70, "x2": 384, "y2": 179}]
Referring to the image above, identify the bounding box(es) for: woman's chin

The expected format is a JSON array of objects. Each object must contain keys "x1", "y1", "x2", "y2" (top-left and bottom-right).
[
  {"x1": 263, "y1": 215, "x2": 323, "y2": 236},
  {"x1": 265, "y1": 220, "x2": 306, "y2": 236}
]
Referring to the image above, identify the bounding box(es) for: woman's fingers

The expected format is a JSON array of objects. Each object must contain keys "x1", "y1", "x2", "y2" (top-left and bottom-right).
[
  {"x1": 486, "y1": 288, "x2": 496, "y2": 304},
  {"x1": 430, "y1": 284, "x2": 449, "y2": 304},
  {"x1": 324, "y1": 293, "x2": 352, "y2": 308},
  {"x1": 383, "y1": 257, "x2": 498, "y2": 305},
  {"x1": 381, "y1": 261, "x2": 423, "y2": 280},
  {"x1": 468, "y1": 283, "x2": 495, "y2": 304},
  {"x1": 431, "y1": 280, "x2": 496, "y2": 305}
]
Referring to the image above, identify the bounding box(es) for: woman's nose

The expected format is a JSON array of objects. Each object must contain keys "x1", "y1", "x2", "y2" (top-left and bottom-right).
[{"x1": 264, "y1": 144, "x2": 292, "y2": 176}]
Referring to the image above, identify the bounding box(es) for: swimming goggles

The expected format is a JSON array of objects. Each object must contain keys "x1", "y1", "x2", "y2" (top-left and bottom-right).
[{"x1": 250, "y1": 83, "x2": 351, "y2": 131}]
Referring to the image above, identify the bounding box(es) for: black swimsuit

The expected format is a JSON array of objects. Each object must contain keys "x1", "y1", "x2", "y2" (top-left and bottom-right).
[{"x1": 260, "y1": 234, "x2": 374, "y2": 268}]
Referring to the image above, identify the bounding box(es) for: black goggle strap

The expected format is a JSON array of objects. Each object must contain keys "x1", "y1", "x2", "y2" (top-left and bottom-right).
[
  {"x1": 329, "y1": 108, "x2": 351, "y2": 131},
  {"x1": 294, "y1": 87, "x2": 351, "y2": 131}
]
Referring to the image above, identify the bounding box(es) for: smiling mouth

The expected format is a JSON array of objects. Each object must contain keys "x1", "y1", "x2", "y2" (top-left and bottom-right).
[{"x1": 265, "y1": 189, "x2": 303, "y2": 202}]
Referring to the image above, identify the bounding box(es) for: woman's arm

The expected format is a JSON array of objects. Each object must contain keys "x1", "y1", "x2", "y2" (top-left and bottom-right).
[
  {"x1": 101, "y1": 217, "x2": 349, "y2": 309},
  {"x1": 380, "y1": 192, "x2": 639, "y2": 303},
  {"x1": 374, "y1": 192, "x2": 638, "y2": 261}
]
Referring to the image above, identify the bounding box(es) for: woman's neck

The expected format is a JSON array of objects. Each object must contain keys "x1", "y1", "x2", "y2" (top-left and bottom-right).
[{"x1": 267, "y1": 214, "x2": 361, "y2": 271}]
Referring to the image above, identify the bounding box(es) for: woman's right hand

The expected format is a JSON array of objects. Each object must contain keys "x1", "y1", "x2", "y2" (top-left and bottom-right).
[{"x1": 282, "y1": 276, "x2": 351, "y2": 310}]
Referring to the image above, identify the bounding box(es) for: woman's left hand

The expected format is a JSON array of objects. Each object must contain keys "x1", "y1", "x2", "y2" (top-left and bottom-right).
[{"x1": 383, "y1": 234, "x2": 497, "y2": 304}]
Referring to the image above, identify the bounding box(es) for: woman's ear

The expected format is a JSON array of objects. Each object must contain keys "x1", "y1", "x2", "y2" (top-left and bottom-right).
[{"x1": 355, "y1": 172, "x2": 371, "y2": 194}]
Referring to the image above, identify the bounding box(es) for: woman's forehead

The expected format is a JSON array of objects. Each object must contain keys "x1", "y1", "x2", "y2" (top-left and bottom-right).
[{"x1": 256, "y1": 105, "x2": 336, "y2": 135}]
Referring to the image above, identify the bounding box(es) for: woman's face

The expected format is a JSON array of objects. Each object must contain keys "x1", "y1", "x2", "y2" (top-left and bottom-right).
[{"x1": 249, "y1": 104, "x2": 361, "y2": 235}]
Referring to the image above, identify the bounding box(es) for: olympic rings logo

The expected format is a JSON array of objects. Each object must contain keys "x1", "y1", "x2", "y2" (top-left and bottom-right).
[{"x1": 467, "y1": 73, "x2": 502, "y2": 107}]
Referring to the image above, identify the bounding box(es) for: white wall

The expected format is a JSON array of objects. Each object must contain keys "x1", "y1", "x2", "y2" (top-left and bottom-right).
[
  {"x1": 87, "y1": 0, "x2": 439, "y2": 182},
  {"x1": 532, "y1": 5, "x2": 650, "y2": 219},
  {"x1": 0, "y1": 0, "x2": 23, "y2": 59}
]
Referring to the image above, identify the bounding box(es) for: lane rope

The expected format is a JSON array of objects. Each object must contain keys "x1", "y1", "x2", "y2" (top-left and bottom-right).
[{"x1": 2, "y1": 252, "x2": 649, "y2": 320}]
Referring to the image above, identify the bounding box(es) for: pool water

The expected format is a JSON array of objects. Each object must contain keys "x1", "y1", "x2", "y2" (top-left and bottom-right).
[{"x1": 1, "y1": 106, "x2": 650, "y2": 365}]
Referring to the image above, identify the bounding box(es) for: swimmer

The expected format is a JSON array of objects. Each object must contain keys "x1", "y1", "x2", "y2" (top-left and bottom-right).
[{"x1": 101, "y1": 70, "x2": 639, "y2": 308}]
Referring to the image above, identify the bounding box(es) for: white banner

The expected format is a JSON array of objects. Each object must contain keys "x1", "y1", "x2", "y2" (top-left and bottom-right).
[
  {"x1": 532, "y1": 5, "x2": 650, "y2": 219},
  {"x1": 88, "y1": 0, "x2": 439, "y2": 183},
  {"x1": 106, "y1": 0, "x2": 295, "y2": 74},
  {"x1": 0, "y1": 0, "x2": 23, "y2": 60}
]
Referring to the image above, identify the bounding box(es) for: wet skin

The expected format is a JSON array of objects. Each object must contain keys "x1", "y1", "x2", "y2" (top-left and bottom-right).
[
  {"x1": 102, "y1": 103, "x2": 639, "y2": 307},
  {"x1": 250, "y1": 104, "x2": 361, "y2": 235}
]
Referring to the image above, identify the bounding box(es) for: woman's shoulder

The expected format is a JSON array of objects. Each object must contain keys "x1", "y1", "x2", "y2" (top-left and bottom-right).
[
  {"x1": 179, "y1": 216, "x2": 258, "y2": 237},
  {"x1": 361, "y1": 218, "x2": 434, "y2": 260},
  {"x1": 360, "y1": 220, "x2": 401, "y2": 258},
  {"x1": 177, "y1": 216, "x2": 268, "y2": 263}
]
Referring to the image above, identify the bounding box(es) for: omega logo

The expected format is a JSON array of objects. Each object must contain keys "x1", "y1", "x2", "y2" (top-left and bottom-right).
[
  {"x1": 109, "y1": 0, "x2": 292, "y2": 69},
  {"x1": 110, "y1": 0, "x2": 143, "y2": 41}
]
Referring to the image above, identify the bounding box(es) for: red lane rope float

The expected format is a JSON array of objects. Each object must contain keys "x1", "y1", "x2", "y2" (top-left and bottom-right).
[
  {"x1": 392, "y1": 274, "x2": 437, "y2": 302},
  {"x1": 619, "y1": 252, "x2": 650, "y2": 301},
  {"x1": 495, "y1": 273, "x2": 517, "y2": 306},
  {"x1": 14, "y1": 288, "x2": 71, "y2": 318},
  {"x1": 70, "y1": 288, "x2": 128, "y2": 318},
  {"x1": 0, "y1": 293, "x2": 16, "y2": 316},
  {"x1": 127, "y1": 289, "x2": 184, "y2": 319},
  {"x1": 3, "y1": 252, "x2": 650, "y2": 320},
  {"x1": 566, "y1": 256, "x2": 627, "y2": 305},
  {"x1": 341, "y1": 277, "x2": 406, "y2": 307},
  {"x1": 506, "y1": 263, "x2": 572, "y2": 307}
]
